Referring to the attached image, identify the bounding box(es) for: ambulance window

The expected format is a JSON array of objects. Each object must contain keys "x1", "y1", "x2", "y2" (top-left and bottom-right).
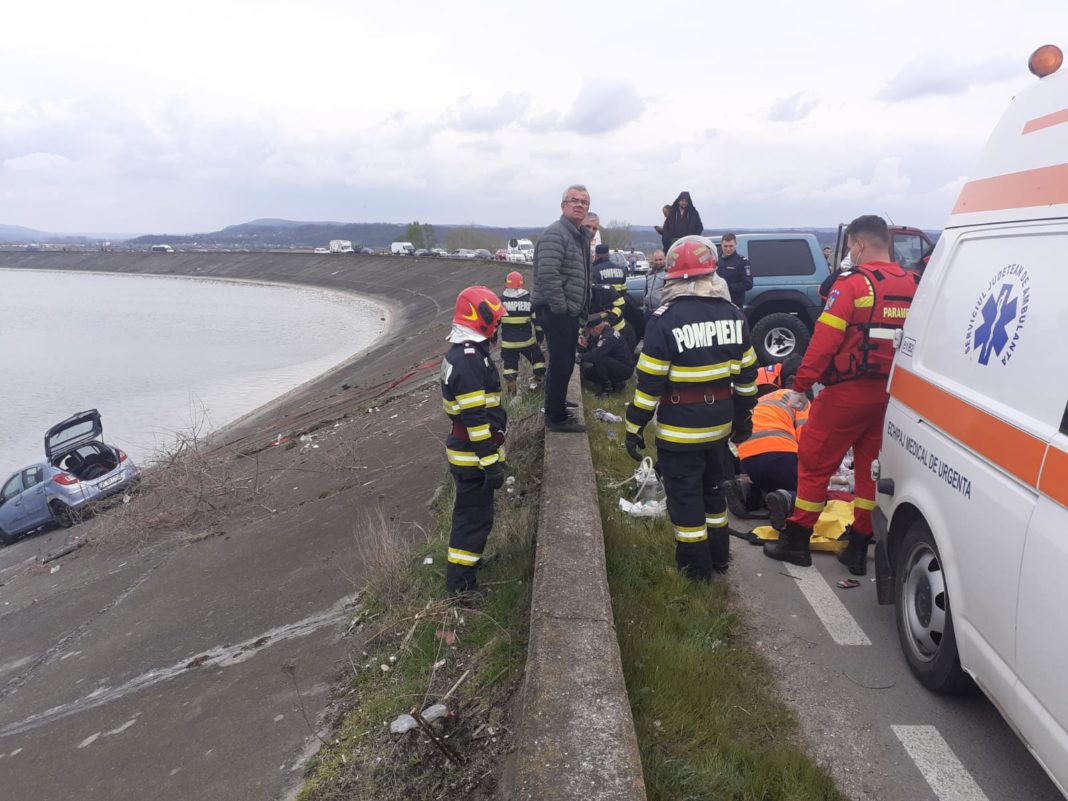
[
  {"x1": 893, "y1": 234, "x2": 924, "y2": 271},
  {"x1": 747, "y1": 239, "x2": 816, "y2": 277},
  {"x1": 916, "y1": 229, "x2": 1066, "y2": 438}
]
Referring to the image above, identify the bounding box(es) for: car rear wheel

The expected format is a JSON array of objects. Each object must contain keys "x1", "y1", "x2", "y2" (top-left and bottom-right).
[
  {"x1": 751, "y1": 313, "x2": 810, "y2": 364},
  {"x1": 894, "y1": 519, "x2": 975, "y2": 694},
  {"x1": 50, "y1": 500, "x2": 75, "y2": 529}
]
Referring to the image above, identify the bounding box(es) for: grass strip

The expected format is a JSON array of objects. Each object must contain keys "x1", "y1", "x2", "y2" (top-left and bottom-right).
[
  {"x1": 297, "y1": 389, "x2": 544, "y2": 801},
  {"x1": 583, "y1": 383, "x2": 845, "y2": 801}
]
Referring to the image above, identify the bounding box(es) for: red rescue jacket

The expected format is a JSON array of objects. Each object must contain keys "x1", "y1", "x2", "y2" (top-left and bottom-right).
[{"x1": 792, "y1": 262, "x2": 918, "y2": 393}]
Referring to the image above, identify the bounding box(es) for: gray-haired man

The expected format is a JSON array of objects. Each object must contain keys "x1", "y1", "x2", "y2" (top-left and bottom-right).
[{"x1": 532, "y1": 184, "x2": 593, "y2": 433}]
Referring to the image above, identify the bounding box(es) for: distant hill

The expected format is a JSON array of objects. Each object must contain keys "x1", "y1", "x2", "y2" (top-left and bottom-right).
[{"x1": 0, "y1": 223, "x2": 50, "y2": 243}]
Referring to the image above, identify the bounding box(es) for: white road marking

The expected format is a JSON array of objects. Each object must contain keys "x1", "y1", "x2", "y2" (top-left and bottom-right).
[
  {"x1": 892, "y1": 725, "x2": 990, "y2": 801},
  {"x1": 785, "y1": 562, "x2": 871, "y2": 646}
]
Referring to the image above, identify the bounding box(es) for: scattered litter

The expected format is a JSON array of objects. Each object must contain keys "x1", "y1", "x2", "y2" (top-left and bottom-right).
[
  {"x1": 607, "y1": 431, "x2": 617, "y2": 440},
  {"x1": 433, "y1": 659, "x2": 446, "y2": 670},
  {"x1": 422, "y1": 556, "x2": 434, "y2": 565},
  {"x1": 269, "y1": 434, "x2": 289, "y2": 447},
  {"x1": 421, "y1": 703, "x2": 448, "y2": 723},
  {"x1": 390, "y1": 714, "x2": 418, "y2": 734},
  {"x1": 380, "y1": 664, "x2": 390, "y2": 672},
  {"x1": 618, "y1": 457, "x2": 666, "y2": 517},
  {"x1": 435, "y1": 630, "x2": 457, "y2": 646},
  {"x1": 390, "y1": 414, "x2": 399, "y2": 419},
  {"x1": 837, "y1": 579, "x2": 861, "y2": 589},
  {"x1": 388, "y1": 655, "x2": 397, "y2": 664},
  {"x1": 505, "y1": 476, "x2": 515, "y2": 486},
  {"x1": 50, "y1": 565, "x2": 60, "y2": 574},
  {"x1": 593, "y1": 408, "x2": 623, "y2": 423},
  {"x1": 122, "y1": 494, "x2": 131, "y2": 504}
]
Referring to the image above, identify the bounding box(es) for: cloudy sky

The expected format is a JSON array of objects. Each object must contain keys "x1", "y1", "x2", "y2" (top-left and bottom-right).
[{"x1": 1, "y1": 0, "x2": 1063, "y2": 234}]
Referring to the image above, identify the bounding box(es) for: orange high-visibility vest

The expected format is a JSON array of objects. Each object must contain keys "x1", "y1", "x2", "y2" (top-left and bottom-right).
[{"x1": 737, "y1": 389, "x2": 809, "y2": 460}]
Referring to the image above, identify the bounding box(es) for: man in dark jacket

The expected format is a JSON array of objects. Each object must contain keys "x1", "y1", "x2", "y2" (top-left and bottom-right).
[
  {"x1": 532, "y1": 183, "x2": 592, "y2": 433},
  {"x1": 661, "y1": 191, "x2": 704, "y2": 249},
  {"x1": 578, "y1": 312, "x2": 634, "y2": 395},
  {"x1": 718, "y1": 233, "x2": 753, "y2": 307}
]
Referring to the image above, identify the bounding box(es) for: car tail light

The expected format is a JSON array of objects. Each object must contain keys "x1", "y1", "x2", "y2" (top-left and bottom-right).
[
  {"x1": 116, "y1": 448, "x2": 128, "y2": 463},
  {"x1": 53, "y1": 472, "x2": 80, "y2": 486}
]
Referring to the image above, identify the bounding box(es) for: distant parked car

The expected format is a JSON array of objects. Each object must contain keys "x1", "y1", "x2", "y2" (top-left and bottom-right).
[
  {"x1": 413, "y1": 249, "x2": 430, "y2": 257},
  {"x1": 0, "y1": 410, "x2": 140, "y2": 545},
  {"x1": 431, "y1": 248, "x2": 448, "y2": 258},
  {"x1": 495, "y1": 249, "x2": 508, "y2": 261},
  {"x1": 473, "y1": 249, "x2": 493, "y2": 260},
  {"x1": 360, "y1": 247, "x2": 375, "y2": 255},
  {"x1": 451, "y1": 249, "x2": 476, "y2": 259},
  {"x1": 313, "y1": 247, "x2": 329, "y2": 254}
]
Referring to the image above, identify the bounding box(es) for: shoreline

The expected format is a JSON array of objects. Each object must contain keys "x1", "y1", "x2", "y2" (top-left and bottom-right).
[{"x1": 0, "y1": 266, "x2": 395, "y2": 465}]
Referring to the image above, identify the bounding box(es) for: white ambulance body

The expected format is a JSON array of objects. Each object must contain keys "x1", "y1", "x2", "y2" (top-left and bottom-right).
[{"x1": 874, "y1": 46, "x2": 1068, "y2": 795}]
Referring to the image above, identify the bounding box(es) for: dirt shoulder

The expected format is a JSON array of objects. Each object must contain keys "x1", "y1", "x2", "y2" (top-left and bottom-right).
[{"x1": 0, "y1": 252, "x2": 528, "y2": 801}]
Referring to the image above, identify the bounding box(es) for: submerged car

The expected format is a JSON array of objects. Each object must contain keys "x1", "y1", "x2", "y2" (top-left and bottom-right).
[{"x1": 0, "y1": 410, "x2": 140, "y2": 544}]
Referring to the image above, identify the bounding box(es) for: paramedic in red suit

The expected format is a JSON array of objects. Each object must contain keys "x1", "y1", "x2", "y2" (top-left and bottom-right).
[{"x1": 762, "y1": 216, "x2": 919, "y2": 575}]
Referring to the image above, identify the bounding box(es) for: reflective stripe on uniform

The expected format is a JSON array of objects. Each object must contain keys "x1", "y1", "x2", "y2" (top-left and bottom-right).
[
  {"x1": 501, "y1": 337, "x2": 536, "y2": 348},
  {"x1": 674, "y1": 524, "x2": 708, "y2": 542},
  {"x1": 854, "y1": 295, "x2": 874, "y2": 308},
  {"x1": 613, "y1": 319, "x2": 626, "y2": 331},
  {"x1": 485, "y1": 392, "x2": 502, "y2": 408},
  {"x1": 446, "y1": 448, "x2": 481, "y2": 466},
  {"x1": 705, "y1": 513, "x2": 728, "y2": 528},
  {"x1": 625, "y1": 420, "x2": 642, "y2": 435},
  {"x1": 479, "y1": 451, "x2": 500, "y2": 468},
  {"x1": 817, "y1": 312, "x2": 848, "y2": 331},
  {"x1": 655, "y1": 421, "x2": 732, "y2": 444},
  {"x1": 740, "y1": 347, "x2": 758, "y2": 367},
  {"x1": 867, "y1": 327, "x2": 898, "y2": 340},
  {"x1": 467, "y1": 424, "x2": 491, "y2": 442},
  {"x1": 532, "y1": 361, "x2": 545, "y2": 370},
  {"x1": 632, "y1": 388, "x2": 659, "y2": 411},
  {"x1": 443, "y1": 398, "x2": 462, "y2": 414},
  {"x1": 501, "y1": 316, "x2": 531, "y2": 324},
  {"x1": 854, "y1": 496, "x2": 877, "y2": 511},
  {"x1": 668, "y1": 361, "x2": 733, "y2": 382},
  {"x1": 746, "y1": 429, "x2": 796, "y2": 444},
  {"x1": 637, "y1": 353, "x2": 670, "y2": 375},
  {"x1": 456, "y1": 390, "x2": 486, "y2": 408},
  {"x1": 734, "y1": 381, "x2": 758, "y2": 396},
  {"x1": 502, "y1": 368, "x2": 518, "y2": 377},
  {"x1": 794, "y1": 496, "x2": 826, "y2": 513},
  {"x1": 447, "y1": 547, "x2": 482, "y2": 566}
]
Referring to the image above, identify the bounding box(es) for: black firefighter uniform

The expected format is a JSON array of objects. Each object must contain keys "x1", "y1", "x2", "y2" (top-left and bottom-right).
[
  {"x1": 499, "y1": 289, "x2": 545, "y2": 386},
  {"x1": 625, "y1": 296, "x2": 759, "y2": 578},
  {"x1": 441, "y1": 339, "x2": 506, "y2": 594}
]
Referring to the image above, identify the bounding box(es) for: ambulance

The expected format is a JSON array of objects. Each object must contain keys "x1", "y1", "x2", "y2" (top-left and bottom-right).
[{"x1": 872, "y1": 44, "x2": 1068, "y2": 795}]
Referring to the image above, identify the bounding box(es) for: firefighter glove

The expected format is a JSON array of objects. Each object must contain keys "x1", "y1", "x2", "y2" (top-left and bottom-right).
[
  {"x1": 625, "y1": 431, "x2": 645, "y2": 462},
  {"x1": 482, "y1": 462, "x2": 506, "y2": 491}
]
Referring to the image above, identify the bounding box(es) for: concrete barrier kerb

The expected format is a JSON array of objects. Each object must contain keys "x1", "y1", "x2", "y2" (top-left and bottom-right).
[{"x1": 511, "y1": 369, "x2": 646, "y2": 801}]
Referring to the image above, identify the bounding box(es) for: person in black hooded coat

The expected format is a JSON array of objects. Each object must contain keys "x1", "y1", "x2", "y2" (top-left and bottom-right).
[{"x1": 661, "y1": 191, "x2": 704, "y2": 249}]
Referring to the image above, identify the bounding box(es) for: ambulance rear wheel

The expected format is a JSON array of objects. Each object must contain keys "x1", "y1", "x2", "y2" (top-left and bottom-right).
[
  {"x1": 751, "y1": 313, "x2": 810, "y2": 364},
  {"x1": 894, "y1": 520, "x2": 975, "y2": 694}
]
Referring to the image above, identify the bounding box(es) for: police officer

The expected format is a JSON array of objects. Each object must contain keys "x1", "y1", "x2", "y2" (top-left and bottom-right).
[
  {"x1": 578, "y1": 312, "x2": 634, "y2": 395},
  {"x1": 763, "y1": 215, "x2": 919, "y2": 575},
  {"x1": 498, "y1": 271, "x2": 545, "y2": 395},
  {"x1": 592, "y1": 244, "x2": 640, "y2": 349},
  {"x1": 441, "y1": 286, "x2": 508, "y2": 597},
  {"x1": 624, "y1": 236, "x2": 759, "y2": 579},
  {"x1": 718, "y1": 233, "x2": 753, "y2": 308}
]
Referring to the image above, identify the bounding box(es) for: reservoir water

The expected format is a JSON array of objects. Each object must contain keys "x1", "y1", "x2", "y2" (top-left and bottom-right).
[{"x1": 1, "y1": 269, "x2": 385, "y2": 469}]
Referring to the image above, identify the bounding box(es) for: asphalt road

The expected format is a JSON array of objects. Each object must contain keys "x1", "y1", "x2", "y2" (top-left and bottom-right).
[{"x1": 727, "y1": 521, "x2": 1064, "y2": 801}]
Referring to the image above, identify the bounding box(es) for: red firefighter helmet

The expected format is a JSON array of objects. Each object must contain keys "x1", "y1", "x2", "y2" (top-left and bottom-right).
[
  {"x1": 505, "y1": 271, "x2": 524, "y2": 289},
  {"x1": 664, "y1": 235, "x2": 718, "y2": 280},
  {"x1": 453, "y1": 286, "x2": 507, "y2": 337}
]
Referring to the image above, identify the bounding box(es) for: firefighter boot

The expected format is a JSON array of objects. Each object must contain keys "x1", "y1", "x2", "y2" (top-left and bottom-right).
[
  {"x1": 505, "y1": 377, "x2": 518, "y2": 396},
  {"x1": 762, "y1": 521, "x2": 813, "y2": 567},
  {"x1": 836, "y1": 526, "x2": 872, "y2": 576},
  {"x1": 764, "y1": 489, "x2": 796, "y2": 531}
]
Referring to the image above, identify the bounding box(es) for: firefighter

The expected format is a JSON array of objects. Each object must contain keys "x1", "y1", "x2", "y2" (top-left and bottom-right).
[
  {"x1": 624, "y1": 236, "x2": 759, "y2": 579},
  {"x1": 441, "y1": 286, "x2": 508, "y2": 597},
  {"x1": 591, "y1": 244, "x2": 639, "y2": 349},
  {"x1": 498, "y1": 271, "x2": 545, "y2": 394},
  {"x1": 578, "y1": 312, "x2": 634, "y2": 395},
  {"x1": 762, "y1": 215, "x2": 919, "y2": 575}
]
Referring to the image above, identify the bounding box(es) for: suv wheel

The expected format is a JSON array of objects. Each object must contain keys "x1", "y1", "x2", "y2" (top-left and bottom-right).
[
  {"x1": 894, "y1": 520, "x2": 974, "y2": 694},
  {"x1": 751, "y1": 313, "x2": 810, "y2": 363},
  {"x1": 50, "y1": 500, "x2": 75, "y2": 529}
]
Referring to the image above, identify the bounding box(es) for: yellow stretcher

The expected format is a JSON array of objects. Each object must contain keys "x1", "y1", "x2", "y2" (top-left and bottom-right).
[{"x1": 749, "y1": 499, "x2": 855, "y2": 553}]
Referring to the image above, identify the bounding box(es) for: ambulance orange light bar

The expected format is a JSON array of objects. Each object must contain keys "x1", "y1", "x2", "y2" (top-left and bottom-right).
[{"x1": 1029, "y1": 44, "x2": 1063, "y2": 78}]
